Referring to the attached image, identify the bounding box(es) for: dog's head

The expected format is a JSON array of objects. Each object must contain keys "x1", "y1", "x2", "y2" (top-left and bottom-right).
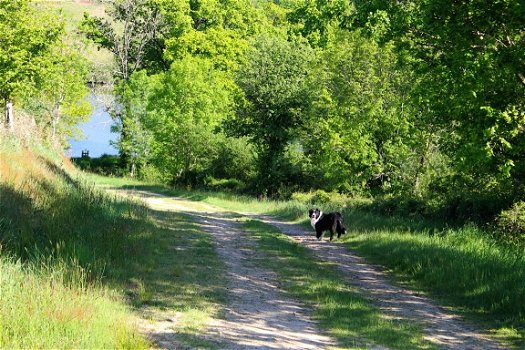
[{"x1": 308, "y1": 208, "x2": 321, "y2": 219}]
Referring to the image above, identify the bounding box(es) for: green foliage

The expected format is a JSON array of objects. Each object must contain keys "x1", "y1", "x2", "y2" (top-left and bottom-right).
[
  {"x1": 288, "y1": 0, "x2": 353, "y2": 47},
  {"x1": 72, "y1": 154, "x2": 124, "y2": 176},
  {"x1": 112, "y1": 71, "x2": 156, "y2": 176},
  {"x1": 310, "y1": 189, "x2": 331, "y2": 204},
  {"x1": 208, "y1": 135, "x2": 256, "y2": 185},
  {"x1": 159, "y1": 0, "x2": 266, "y2": 71},
  {"x1": 74, "y1": 0, "x2": 525, "y2": 226},
  {"x1": 24, "y1": 41, "x2": 92, "y2": 144},
  {"x1": 352, "y1": 0, "x2": 525, "y2": 205},
  {"x1": 80, "y1": 0, "x2": 168, "y2": 173},
  {"x1": 228, "y1": 34, "x2": 317, "y2": 195},
  {"x1": 145, "y1": 57, "x2": 235, "y2": 185},
  {"x1": 496, "y1": 201, "x2": 525, "y2": 243},
  {"x1": 300, "y1": 30, "x2": 421, "y2": 195},
  {"x1": 0, "y1": 0, "x2": 63, "y2": 100},
  {"x1": 205, "y1": 177, "x2": 246, "y2": 192},
  {"x1": 0, "y1": 0, "x2": 92, "y2": 144}
]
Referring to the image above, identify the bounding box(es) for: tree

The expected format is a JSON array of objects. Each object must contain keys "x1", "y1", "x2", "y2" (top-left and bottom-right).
[
  {"x1": 297, "y1": 30, "x2": 424, "y2": 195},
  {"x1": 81, "y1": 0, "x2": 167, "y2": 80},
  {"x1": 111, "y1": 70, "x2": 154, "y2": 177},
  {"x1": 353, "y1": 0, "x2": 525, "y2": 202},
  {"x1": 159, "y1": 0, "x2": 266, "y2": 71},
  {"x1": 287, "y1": 0, "x2": 353, "y2": 47},
  {"x1": 26, "y1": 43, "x2": 92, "y2": 144},
  {"x1": 0, "y1": 0, "x2": 62, "y2": 131},
  {"x1": 81, "y1": 0, "x2": 167, "y2": 173},
  {"x1": 227, "y1": 35, "x2": 317, "y2": 195},
  {"x1": 145, "y1": 57, "x2": 235, "y2": 185}
]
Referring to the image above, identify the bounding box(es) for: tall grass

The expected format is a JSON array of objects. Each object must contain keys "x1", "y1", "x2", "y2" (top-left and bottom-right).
[
  {"x1": 0, "y1": 256, "x2": 147, "y2": 349},
  {"x1": 0, "y1": 145, "x2": 151, "y2": 347},
  {"x1": 342, "y1": 218, "x2": 525, "y2": 344}
]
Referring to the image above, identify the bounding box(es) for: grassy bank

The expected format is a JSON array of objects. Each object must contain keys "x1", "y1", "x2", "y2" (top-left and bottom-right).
[
  {"x1": 342, "y1": 214, "x2": 525, "y2": 346},
  {"x1": 0, "y1": 142, "x2": 230, "y2": 348},
  {"x1": 0, "y1": 257, "x2": 145, "y2": 349},
  {"x1": 0, "y1": 142, "x2": 152, "y2": 347}
]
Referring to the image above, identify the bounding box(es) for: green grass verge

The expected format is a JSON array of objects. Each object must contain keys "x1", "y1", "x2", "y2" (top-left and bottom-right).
[
  {"x1": 242, "y1": 219, "x2": 436, "y2": 350},
  {"x1": 340, "y1": 216, "x2": 525, "y2": 348},
  {"x1": 0, "y1": 147, "x2": 154, "y2": 347}
]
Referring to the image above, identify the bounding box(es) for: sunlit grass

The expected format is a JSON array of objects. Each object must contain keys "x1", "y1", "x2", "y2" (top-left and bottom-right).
[
  {"x1": 341, "y1": 220, "x2": 525, "y2": 348},
  {"x1": 0, "y1": 146, "x2": 152, "y2": 347},
  {"x1": 87, "y1": 173, "x2": 312, "y2": 218},
  {"x1": 0, "y1": 256, "x2": 148, "y2": 349}
]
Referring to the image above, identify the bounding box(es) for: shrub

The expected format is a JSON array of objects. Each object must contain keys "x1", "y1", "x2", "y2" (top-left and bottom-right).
[
  {"x1": 496, "y1": 201, "x2": 525, "y2": 242},
  {"x1": 205, "y1": 177, "x2": 246, "y2": 192},
  {"x1": 311, "y1": 189, "x2": 332, "y2": 204}
]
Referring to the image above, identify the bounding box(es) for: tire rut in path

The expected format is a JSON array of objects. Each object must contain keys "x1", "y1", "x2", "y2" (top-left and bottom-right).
[
  {"x1": 254, "y1": 215, "x2": 507, "y2": 350},
  {"x1": 193, "y1": 211, "x2": 338, "y2": 350}
]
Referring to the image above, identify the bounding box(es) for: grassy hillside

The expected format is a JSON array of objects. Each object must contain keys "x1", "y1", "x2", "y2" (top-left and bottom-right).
[
  {"x1": 0, "y1": 129, "x2": 230, "y2": 348},
  {"x1": 0, "y1": 135, "x2": 150, "y2": 348}
]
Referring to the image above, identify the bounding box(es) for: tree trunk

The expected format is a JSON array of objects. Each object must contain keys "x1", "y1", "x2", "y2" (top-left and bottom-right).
[
  {"x1": 5, "y1": 99, "x2": 14, "y2": 131},
  {"x1": 52, "y1": 106, "x2": 60, "y2": 140}
]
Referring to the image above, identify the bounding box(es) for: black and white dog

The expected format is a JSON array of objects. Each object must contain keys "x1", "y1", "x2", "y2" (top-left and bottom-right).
[{"x1": 308, "y1": 208, "x2": 347, "y2": 241}]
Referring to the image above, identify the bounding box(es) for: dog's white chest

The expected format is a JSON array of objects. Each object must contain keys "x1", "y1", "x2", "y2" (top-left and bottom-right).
[{"x1": 310, "y1": 211, "x2": 322, "y2": 229}]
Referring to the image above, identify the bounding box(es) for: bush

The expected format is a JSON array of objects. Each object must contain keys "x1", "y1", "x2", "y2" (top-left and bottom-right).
[
  {"x1": 139, "y1": 164, "x2": 164, "y2": 183},
  {"x1": 290, "y1": 190, "x2": 332, "y2": 205},
  {"x1": 312, "y1": 189, "x2": 331, "y2": 204},
  {"x1": 71, "y1": 154, "x2": 124, "y2": 176},
  {"x1": 368, "y1": 196, "x2": 427, "y2": 217},
  {"x1": 205, "y1": 177, "x2": 246, "y2": 192},
  {"x1": 496, "y1": 201, "x2": 525, "y2": 242}
]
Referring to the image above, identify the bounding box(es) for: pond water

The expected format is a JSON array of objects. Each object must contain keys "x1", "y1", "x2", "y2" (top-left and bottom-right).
[{"x1": 67, "y1": 95, "x2": 118, "y2": 158}]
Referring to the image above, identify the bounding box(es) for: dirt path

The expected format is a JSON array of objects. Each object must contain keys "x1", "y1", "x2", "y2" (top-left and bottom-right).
[
  {"x1": 121, "y1": 191, "x2": 339, "y2": 350},
  {"x1": 120, "y1": 190, "x2": 506, "y2": 349},
  {"x1": 196, "y1": 212, "x2": 338, "y2": 349},
  {"x1": 254, "y1": 216, "x2": 506, "y2": 350}
]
